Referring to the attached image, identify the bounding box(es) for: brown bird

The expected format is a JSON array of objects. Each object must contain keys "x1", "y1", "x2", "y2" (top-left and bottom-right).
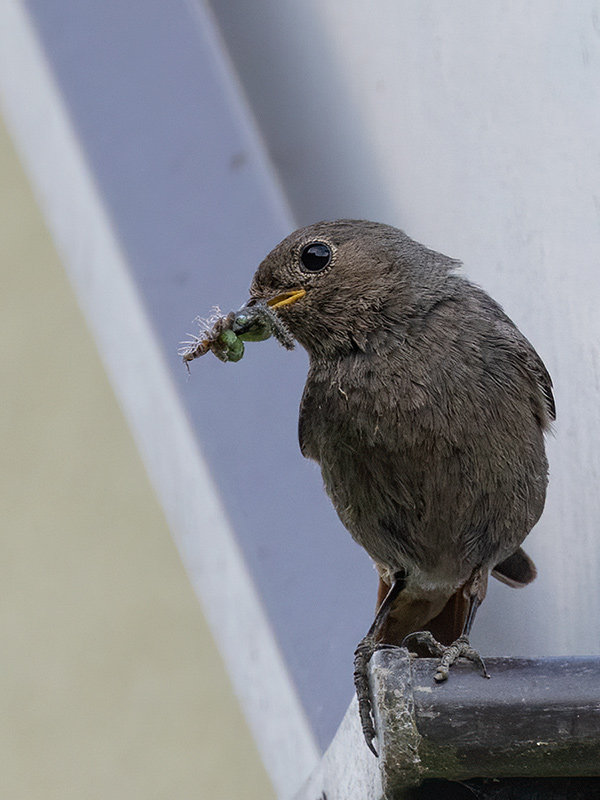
[{"x1": 243, "y1": 220, "x2": 554, "y2": 755}]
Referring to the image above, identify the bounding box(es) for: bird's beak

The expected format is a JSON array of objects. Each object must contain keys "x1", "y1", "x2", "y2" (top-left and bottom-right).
[{"x1": 266, "y1": 288, "x2": 306, "y2": 309}]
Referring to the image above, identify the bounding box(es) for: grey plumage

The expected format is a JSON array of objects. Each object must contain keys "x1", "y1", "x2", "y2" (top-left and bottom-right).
[{"x1": 250, "y1": 220, "x2": 552, "y2": 598}]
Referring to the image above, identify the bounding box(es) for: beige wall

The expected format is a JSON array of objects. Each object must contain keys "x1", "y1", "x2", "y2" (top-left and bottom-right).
[{"x1": 0, "y1": 116, "x2": 275, "y2": 800}]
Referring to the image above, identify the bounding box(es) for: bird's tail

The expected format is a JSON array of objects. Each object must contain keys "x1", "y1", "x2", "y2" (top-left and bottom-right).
[
  {"x1": 375, "y1": 580, "x2": 469, "y2": 647},
  {"x1": 491, "y1": 546, "x2": 537, "y2": 587},
  {"x1": 376, "y1": 546, "x2": 536, "y2": 647}
]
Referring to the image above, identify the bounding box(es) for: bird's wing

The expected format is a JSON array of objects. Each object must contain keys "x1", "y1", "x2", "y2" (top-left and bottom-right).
[
  {"x1": 474, "y1": 286, "x2": 556, "y2": 427},
  {"x1": 496, "y1": 318, "x2": 556, "y2": 425}
]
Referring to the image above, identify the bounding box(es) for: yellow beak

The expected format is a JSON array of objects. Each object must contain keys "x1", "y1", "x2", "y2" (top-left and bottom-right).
[{"x1": 266, "y1": 288, "x2": 307, "y2": 309}]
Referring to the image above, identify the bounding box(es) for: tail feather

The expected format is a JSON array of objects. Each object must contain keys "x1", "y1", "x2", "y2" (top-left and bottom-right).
[
  {"x1": 426, "y1": 590, "x2": 470, "y2": 645},
  {"x1": 492, "y1": 546, "x2": 537, "y2": 588},
  {"x1": 375, "y1": 548, "x2": 536, "y2": 649},
  {"x1": 376, "y1": 579, "x2": 469, "y2": 647}
]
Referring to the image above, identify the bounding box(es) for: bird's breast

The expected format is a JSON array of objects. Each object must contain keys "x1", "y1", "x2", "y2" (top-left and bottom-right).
[{"x1": 298, "y1": 354, "x2": 548, "y2": 581}]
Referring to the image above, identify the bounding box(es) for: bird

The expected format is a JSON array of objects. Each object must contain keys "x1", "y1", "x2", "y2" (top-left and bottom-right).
[{"x1": 242, "y1": 219, "x2": 555, "y2": 755}]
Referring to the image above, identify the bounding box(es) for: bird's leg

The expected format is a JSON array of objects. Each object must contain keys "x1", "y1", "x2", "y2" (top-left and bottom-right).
[
  {"x1": 403, "y1": 572, "x2": 490, "y2": 683},
  {"x1": 354, "y1": 570, "x2": 407, "y2": 756}
]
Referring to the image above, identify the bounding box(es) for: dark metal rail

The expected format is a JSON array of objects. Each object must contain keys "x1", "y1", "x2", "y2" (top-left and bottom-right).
[{"x1": 370, "y1": 649, "x2": 600, "y2": 798}]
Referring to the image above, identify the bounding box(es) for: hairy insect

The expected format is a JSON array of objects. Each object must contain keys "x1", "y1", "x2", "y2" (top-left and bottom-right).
[{"x1": 178, "y1": 301, "x2": 295, "y2": 370}]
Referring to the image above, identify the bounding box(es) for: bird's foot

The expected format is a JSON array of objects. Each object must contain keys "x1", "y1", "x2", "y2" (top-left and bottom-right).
[
  {"x1": 353, "y1": 634, "x2": 384, "y2": 757},
  {"x1": 402, "y1": 632, "x2": 490, "y2": 683}
]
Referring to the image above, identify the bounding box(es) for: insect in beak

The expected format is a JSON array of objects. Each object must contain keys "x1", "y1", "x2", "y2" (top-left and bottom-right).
[{"x1": 267, "y1": 288, "x2": 306, "y2": 309}]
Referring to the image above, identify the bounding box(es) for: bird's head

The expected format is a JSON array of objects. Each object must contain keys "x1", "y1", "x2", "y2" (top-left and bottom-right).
[{"x1": 246, "y1": 219, "x2": 458, "y2": 359}]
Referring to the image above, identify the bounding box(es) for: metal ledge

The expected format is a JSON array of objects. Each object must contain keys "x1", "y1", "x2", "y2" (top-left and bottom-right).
[
  {"x1": 375, "y1": 649, "x2": 600, "y2": 796},
  {"x1": 298, "y1": 650, "x2": 600, "y2": 800}
]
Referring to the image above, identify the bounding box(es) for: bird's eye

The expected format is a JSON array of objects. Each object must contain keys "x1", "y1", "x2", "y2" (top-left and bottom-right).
[{"x1": 299, "y1": 242, "x2": 332, "y2": 273}]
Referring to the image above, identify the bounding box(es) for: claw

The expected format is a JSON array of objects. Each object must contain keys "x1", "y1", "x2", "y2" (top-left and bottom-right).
[
  {"x1": 402, "y1": 631, "x2": 490, "y2": 682},
  {"x1": 353, "y1": 635, "x2": 379, "y2": 756}
]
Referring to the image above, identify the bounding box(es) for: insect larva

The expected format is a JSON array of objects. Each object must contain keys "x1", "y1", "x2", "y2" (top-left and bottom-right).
[{"x1": 178, "y1": 301, "x2": 296, "y2": 370}]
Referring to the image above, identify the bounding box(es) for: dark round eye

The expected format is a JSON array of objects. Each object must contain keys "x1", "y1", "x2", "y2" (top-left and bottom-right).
[{"x1": 300, "y1": 242, "x2": 332, "y2": 273}]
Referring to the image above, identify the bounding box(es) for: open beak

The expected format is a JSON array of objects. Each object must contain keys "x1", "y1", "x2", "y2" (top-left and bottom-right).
[{"x1": 266, "y1": 288, "x2": 306, "y2": 309}]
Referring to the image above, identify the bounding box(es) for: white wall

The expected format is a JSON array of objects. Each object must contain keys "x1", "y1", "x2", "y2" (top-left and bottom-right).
[{"x1": 210, "y1": 0, "x2": 600, "y2": 656}]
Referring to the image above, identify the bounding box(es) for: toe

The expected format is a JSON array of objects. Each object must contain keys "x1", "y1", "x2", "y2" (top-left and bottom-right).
[{"x1": 402, "y1": 630, "x2": 446, "y2": 657}]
